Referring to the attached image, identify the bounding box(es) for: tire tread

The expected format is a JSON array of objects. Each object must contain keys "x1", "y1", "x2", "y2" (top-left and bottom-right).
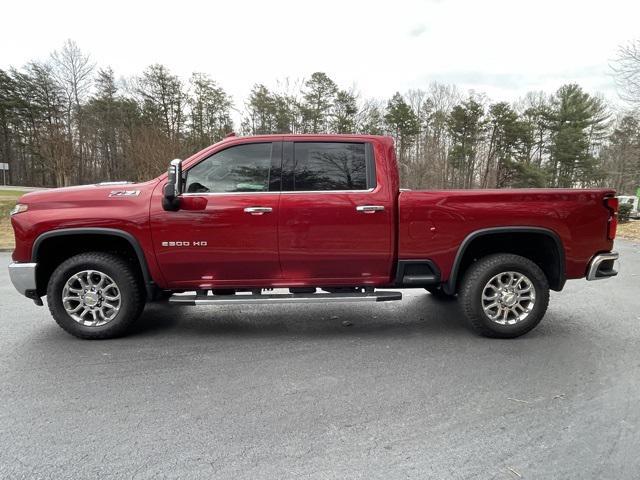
[
  {"x1": 47, "y1": 252, "x2": 145, "y2": 339},
  {"x1": 459, "y1": 253, "x2": 550, "y2": 338}
]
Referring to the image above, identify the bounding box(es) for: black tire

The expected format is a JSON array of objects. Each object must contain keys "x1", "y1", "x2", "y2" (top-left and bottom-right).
[
  {"x1": 47, "y1": 252, "x2": 145, "y2": 339},
  {"x1": 459, "y1": 253, "x2": 549, "y2": 338},
  {"x1": 425, "y1": 286, "x2": 456, "y2": 300}
]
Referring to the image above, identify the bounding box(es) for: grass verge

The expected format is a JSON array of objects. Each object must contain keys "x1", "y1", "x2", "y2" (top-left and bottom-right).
[
  {"x1": 618, "y1": 220, "x2": 640, "y2": 242},
  {"x1": 0, "y1": 190, "x2": 27, "y2": 250}
]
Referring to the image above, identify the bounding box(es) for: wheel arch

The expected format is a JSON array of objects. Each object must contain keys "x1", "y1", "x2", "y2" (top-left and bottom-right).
[
  {"x1": 443, "y1": 226, "x2": 566, "y2": 294},
  {"x1": 31, "y1": 228, "x2": 155, "y2": 299}
]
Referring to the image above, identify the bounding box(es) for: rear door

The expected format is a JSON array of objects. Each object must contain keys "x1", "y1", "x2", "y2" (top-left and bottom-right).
[{"x1": 277, "y1": 140, "x2": 393, "y2": 285}]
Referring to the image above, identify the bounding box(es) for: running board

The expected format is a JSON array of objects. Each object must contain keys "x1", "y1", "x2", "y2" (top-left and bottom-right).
[{"x1": 169, "y1": 291, "x2": 402, "y2": 306}]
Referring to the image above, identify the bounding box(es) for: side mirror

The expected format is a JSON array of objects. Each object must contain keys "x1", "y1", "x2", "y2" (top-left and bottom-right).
[{"x1": 162, "y1": 159, "x2": 183, "y2": 211}]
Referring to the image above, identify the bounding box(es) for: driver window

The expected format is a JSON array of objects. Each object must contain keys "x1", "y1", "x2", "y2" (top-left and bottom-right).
[{"x1": 185, "y1": 143, "x2": 272, "y2": 193}]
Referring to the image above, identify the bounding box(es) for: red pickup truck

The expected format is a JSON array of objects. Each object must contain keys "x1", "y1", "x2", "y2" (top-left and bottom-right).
[{"x1": 9, "y1": 134, "x2": 619, "y2": 339}]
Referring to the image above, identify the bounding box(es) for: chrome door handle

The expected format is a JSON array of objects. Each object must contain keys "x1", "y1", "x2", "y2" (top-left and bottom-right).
[
  {"x1": 244, "y1": 206, "x2": 273, "y2": 215},
  {"x1": 356, "y1": 205, "x2": 385, "y2": 213}
]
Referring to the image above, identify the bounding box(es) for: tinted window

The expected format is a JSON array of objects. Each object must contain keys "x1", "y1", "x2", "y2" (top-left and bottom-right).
[
  {"x1": 185, "y1": 143, "x2": 272, "y2": 193},
  {"x1": 292, "y1": 142, "x2": 367, "y2": 191}
]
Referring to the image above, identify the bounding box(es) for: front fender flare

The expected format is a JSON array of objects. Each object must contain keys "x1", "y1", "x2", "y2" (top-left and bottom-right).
[{"x1": 31, "y1": 227, "x2": 155, "y2": 298}]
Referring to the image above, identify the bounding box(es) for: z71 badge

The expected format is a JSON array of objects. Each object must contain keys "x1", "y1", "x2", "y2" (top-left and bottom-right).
[
  {"x1": 161, "y1": 241, "x2": 208, "y2": 247},
  {"x1": 109, "y1": 190, "x2": 140, "y2": 197}
]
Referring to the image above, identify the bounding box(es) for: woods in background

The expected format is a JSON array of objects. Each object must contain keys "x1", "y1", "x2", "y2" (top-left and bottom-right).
[{"x1": 0, "y1": 40, "x2": 639, "y2": 194}]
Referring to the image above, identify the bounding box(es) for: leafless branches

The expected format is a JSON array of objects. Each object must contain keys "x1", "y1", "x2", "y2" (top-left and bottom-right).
[{"x1": 613, "y1": 39, "x2": 640, "y2": 107}]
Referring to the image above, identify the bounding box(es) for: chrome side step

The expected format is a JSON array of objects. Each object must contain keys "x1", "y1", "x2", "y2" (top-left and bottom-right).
[{"x1": 169, "y1": 290, "x2": 402, "y2": 306}]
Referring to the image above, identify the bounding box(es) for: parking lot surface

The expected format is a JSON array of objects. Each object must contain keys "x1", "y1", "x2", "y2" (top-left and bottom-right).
[{"x1": 1, "y1": 241, "x2": 639, "y2": 479}]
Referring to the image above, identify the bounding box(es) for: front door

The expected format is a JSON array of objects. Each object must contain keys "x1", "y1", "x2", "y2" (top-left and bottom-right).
[
  {"x1": 277, "y1": 141, "x2": 393, "y2": 286},
  {"x1": 150, "y1": 141, "x2": 282, "y2": 289}
]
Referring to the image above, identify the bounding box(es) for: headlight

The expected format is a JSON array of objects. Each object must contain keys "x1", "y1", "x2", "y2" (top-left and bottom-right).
[{"x1": 10, "y1": 204, "x2": 28, "y2": 216}]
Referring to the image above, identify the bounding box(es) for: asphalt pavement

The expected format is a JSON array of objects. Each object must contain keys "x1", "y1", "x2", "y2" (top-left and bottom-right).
[{"x1": 1, "y1": 240, "x2": 639, "y2": 479}]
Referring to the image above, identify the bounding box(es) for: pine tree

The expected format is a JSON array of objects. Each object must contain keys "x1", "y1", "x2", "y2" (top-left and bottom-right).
[
  {"x1": 548, "y1": 84, "x2": 609, "y2": 187},
  {"x1": 136, "y1": 64, "x2": 185, "y2": 142},
  {"x1": 384, "y1": 93, "x2": 420, "y2": 184},
  {"x1": 447, "y1": 98, "x2": 485, "y2": 188},
  {"x1": 300, "y1": 72, "x2": 337, "y2": 133},
  {"x1": 331, "y1": 89, "x2": 358, "y2": 133},
  {"x1": 484, "y1": 102, "x2": 545, "y2": 187},
  {"x1": 244, "y1": 85, "x2": 271, "y2": 134},
  {"x1": 188, "y1": 73, "x2": 232, "y2": 149}
]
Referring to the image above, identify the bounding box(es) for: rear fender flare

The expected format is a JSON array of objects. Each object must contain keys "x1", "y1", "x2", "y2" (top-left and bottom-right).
[{"x1": 443, "y1": 226, "x2": 565, "y2": 294}]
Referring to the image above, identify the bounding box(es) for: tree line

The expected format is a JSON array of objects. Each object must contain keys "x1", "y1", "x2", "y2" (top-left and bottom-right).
[{"x1": 0, "y1": 40, "x2": 638, "y2": 194}]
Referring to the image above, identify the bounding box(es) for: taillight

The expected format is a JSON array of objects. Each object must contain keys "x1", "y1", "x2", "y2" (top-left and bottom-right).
[{"x1": 605, "y1": 197, "x2": 618, "y2": 240}]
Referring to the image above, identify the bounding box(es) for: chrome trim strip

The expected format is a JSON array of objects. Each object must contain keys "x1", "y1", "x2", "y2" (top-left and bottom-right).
[
  {"x1": 180, "y1": 188, "x2": 375, "y2": 196},
  {"x1": 586, "y1": 251, "x2": 619, "y2": 281},
  {"x1": 8, "y1": 262, "x2": 37, "y2": 296},
  {"x1": 181, "y1": 191, "x2": 275, "y2": 196},
  {"x1": 279, "y1": 188, "x2": 376, "y2": 194}
]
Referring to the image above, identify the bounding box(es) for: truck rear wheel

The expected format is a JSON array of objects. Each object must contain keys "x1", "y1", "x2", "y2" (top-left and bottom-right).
[
  {"x1": 459, "y1": 253, "x2": 549, "y2": 338},
  {"x1": 46, "y1": 252, "x2": 145, "y2": 339}
]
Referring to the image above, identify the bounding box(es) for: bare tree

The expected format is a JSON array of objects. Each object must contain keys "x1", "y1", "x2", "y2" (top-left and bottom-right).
[
  {"x1": 51, "y1": 39, "x2": 95, "y2": 183},
  {"x1": 51, "y1": 40, "x2": 95, "y2": 108},
  {"x1": 613, "y1": 39, "x2": 640, "y2": 108}
]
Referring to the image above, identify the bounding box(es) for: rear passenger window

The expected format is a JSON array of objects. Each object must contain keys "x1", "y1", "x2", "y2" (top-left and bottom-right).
[{"x1": 292, "y1": 142, "x2": 367, "y2": 191}]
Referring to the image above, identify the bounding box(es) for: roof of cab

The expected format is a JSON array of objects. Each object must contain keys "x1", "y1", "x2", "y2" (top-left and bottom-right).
[{"x1": 219, "y1": 132, "x2": 394, "y2": 142}]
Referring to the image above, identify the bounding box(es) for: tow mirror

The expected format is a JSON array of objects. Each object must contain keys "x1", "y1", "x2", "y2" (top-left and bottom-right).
[{"x1": 162, "y1": 158, "x2": 183, "y2": 211}]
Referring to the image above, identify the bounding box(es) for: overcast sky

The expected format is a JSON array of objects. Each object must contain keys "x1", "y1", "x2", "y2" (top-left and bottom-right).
[{"x1": 2, "y1": 0, "x2": 639, "y2": 111}]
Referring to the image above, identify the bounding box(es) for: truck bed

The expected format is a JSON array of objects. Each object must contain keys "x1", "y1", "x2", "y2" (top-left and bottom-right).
[{"x1": 398, "y1": 188, "x2": 615, "y2": 282}]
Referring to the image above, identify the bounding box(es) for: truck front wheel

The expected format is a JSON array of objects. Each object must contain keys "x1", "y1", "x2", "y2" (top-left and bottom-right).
[
  {"x1": 459, "y1": 254, "x2": 549, "y2": 338},
  {"x1": 46, "y1": 252, "x2": 145, "y2": 339}
]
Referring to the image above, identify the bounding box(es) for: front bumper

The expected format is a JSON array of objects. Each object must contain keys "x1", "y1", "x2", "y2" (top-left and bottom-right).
[
  {"x1": 8, "y1": 262, "x2": 37, "y2": 296},
  {"x1": 586, "y1": 252, "x2": 619, "y2": 281}
]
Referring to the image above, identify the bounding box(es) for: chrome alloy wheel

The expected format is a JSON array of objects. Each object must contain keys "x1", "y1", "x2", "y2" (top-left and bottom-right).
[
  {"x1": 481, "y1": 271, "x2": 536, "y2": 325},
  {"x1": 62, "y1": 270, "x2": 121, "y2": 326}
]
